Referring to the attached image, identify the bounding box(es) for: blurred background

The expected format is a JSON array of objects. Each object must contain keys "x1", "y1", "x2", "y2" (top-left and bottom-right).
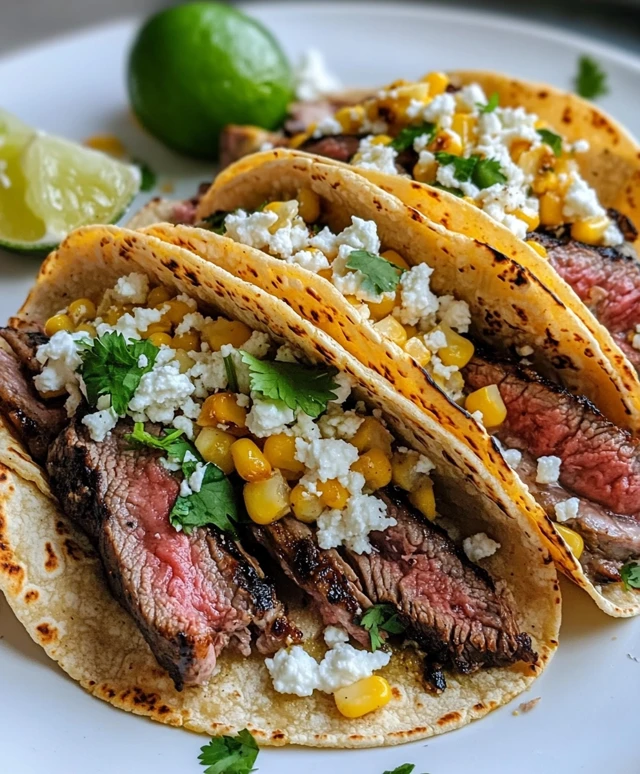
[{"x1": 1, "y1": 0, "x2": 640, "y2": 55}]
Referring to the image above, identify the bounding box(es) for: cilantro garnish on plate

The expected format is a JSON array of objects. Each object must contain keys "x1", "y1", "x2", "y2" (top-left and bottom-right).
[
  {"x1": 241, "y1": 351, "x2": 339, "y2": 418},
  {"x1": 359, "y1": 603, "x2": 406, "y2": 651},
  {"x1": 537, "y1": 128, "x2": 563, "y2": 157},
  {"x1": 346, "y1": 249, "x2": 406, "y2": 296},
  {"x1": 199, "y1": 729, "x2": 259, "y2": 774},
  {"x1": 79, "y1": 332, "x2": 159, "y2": 415},
  {"x1": 170, "y1": 463, "x2": 238, "y2": 536},
  {"x1": 620, "y1": 561, "x2": 640, "y2": 591},
  {"x1": 434, "y1": 152, "x2": 507, "y2": 190},
  {"x1": 575, "y1": 55, "x2": 608, "y2": 99},
  {"x1": 390, "y1": 122, "x2": 435, "y2": 152},
  {"x1": 478, "y1": 92, "x2": 499, "y2": 114}
]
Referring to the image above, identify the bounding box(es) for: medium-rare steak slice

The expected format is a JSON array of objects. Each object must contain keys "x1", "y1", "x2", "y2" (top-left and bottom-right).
[
  {"x1": 344, "y1": 489, "x2": 535, "y2": 691},
  {"x1": 48, "y1": 419, "x2": 301, "y2": 690},
  {"x1": 0, "y1": 324, "x2": 49, "y2": 374}
]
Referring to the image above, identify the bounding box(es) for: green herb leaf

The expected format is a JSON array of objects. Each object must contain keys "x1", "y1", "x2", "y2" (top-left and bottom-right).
[
  {"x1": 575, "y1": 55, "x2": 609, "y2": 99},
  {"x1": 537, "y1": 128, "x2": 563, "y2": 157},
  {"x1": 434, "y1": 152, "x2": 478, "y2": 182},
  {"x1": 431, "y1": 182, "x2": 464, "y2": 197},
  {"x1": 383, "y1": 766, "x2": 416, "y2": 774},
  {"x1": 224, "y1": 354, "x2": 239, "y2": 393},
  {"x1": 170, "y1": 463, "x2": 237, "y2": 536},
  {"x1": 472, "y1": 157, "x2": 507, "y2": 189},
  {"x1": 359, "y1": 604, "x2": 406, "y2": 651},
  {"x1": 199, "y1": 730, "x2": 259, "y2": 774},
  {"x1": 125, "y1": 422, "x2": 199, "y2": 469},
  {"x1": 134, "y1": 158, "x2": 156, "y2": 192},
  {"x1": 390, "y1": 122, "x2": 435, "y2": 152},
  {"x1": 346, "y1": 249, "x2": 406, "y2": 296},
  {"x1": 620, "y1": 561, "x2": 640, "y2": 591},
  {"x1": 200, "y1": 211, "x2": 228, "y2": 234},
  {"x1": 79, "y1": 332, "x2": 159, "y2": 416},
  {"x1": 434, "y1": 152, "x2": 507, "y2": 190},
  {"x1": 478, "y1": 92, "x2": 499, "y2": 114},
  {"x1": 241, "y1": 352, "x2": 339, "y2": 419}
]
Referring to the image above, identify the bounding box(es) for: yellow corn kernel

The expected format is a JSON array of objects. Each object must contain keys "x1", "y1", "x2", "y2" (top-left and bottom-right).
[
  {"x1": 102, "y1": 306, "x2": 122, "y2": 326},
  {"x1": 289, "y1": 131, "x2": 310, "y2": 149},
  {"x1": 391, "y1": 450, "x2": 420, "y2": 491},
  {"x1": 334, "y1": 675, "x2": 392, "y2": 718},
  {"x1": 555, "y1": 523, "x2": 584, "y2": 559},
  {"x1": 510, "y1": 139, "x2": 531, "y2": 162},
  {"x1": 555, "y1": 157, "x2": 578, "y2": 177},
  {"x1": 148, "y1": 332, "x2": 172, "y2": 347},
  {"x1": 264, "y1": 200, "x2": 286, "y2": 214},
  {"x1": 172, "y1": 330, "x2": 200, "y2": 352},
  {"x1": 366, "y1": 293, "x2": 397, "y2": 322},
  {"x1": 290, "y1": 483, "x2": 324, "y2": 523},
  {"x1": 142, "y1": 320, "x2": 172, "y2": 338},
  {"x1": 534, "y1": 118, "x2": 547, "y2": 129},
  {"x1": 244, "y1": 470, "x2": 291, "y2": 525},
  {"x1": 194, "y1": 426, "x2": 236, "y2": 474},
  {"x1": 231, "y1": 438, "x2": 272, "y2": 482},
  {"x1": 352, "y1": 448, "x2": 393, "y2": 491},
  {"x1": 202, "y1": 318, "x2": 252, "y2": 351},
  {"x1": 374, "y1": 314, "x2": 408, "y2": 347},
  {"x1": 526, "y1": 240, "x2": 548, "y2": 258},
  {"x1": 381, "y1": 249, "x2": 410, "y2": 271},
  {"x1": 44, "y1": 314, "x2": 74, "y2": 337},
  {"x1": 369, "y1": 134, "x2": 393, "y2": 146},
  {"x1": 263, "y1": 433, "x2": 305, "y2": 478},
  {"x1": 318, "y1": 268, "x2": 333, "y2": 281},
  {"x1": 413, "y1": 156, "x2": 437, "y2": 183},
  {"x1": 162, "y1": 298, "x2": 193, "y2": 325},
  {"x1": 84, "y1": 134, "x2": 126, "y2": 157},
  {"x1": 173, "y1": 349, "x2": 195, "y2": 373},
  {"x1": 75, "y1": 322, "x2": 97, "y2": 337},
  {"x1": 539, "y1": 192, "x2": 564, "y2": 228},
  {"x1": 421, "y1": 71, "x2": 449, "y2": 96},
  {"x1": 570, "y1": 216, "x2": 610, "y2": 245},
  {"x1": 451, "y1": 113, "x2": 476, "y2": 145},
  {"x1": 297, "y1": 188, "x2": 321, "y2": 223},
  {"x1": 519, "y1": 145, "x2": 555, "y2": 178},
  {"x1": 432, "y1": 131, "x2": 462, "y2": 156},
  {"x1": 68, "y1": 298, "x2": 96, "y2": 324},
  {"x1": 465, "y1": 384, "x2": 507, "y2": 427},
  {"x1": 317, "y1": 479, "x2": 350, "y2": 509},
  {"x1": 199, "y1": 391, "x2": 247, "y2": 431},
  {"x1": 513, "y1": 209, "x2": 540, "y2": 232},
  {"x1": 352, "y1": 416, "x2": 394, "y2": 457},
  {"x1": 403, "y1": 337, "x2": 432, "y2": 367},
  {"x1": 409, "y1": 477, "x2": 437, "y2": 520},
  {"x1": 335, "y1": 105, "x2": 364, "y2": 134},
  {"x1": 147, "y1": 285, "x2": 173, "y2": 307},
  {"x1": 531, "y1": 171, "x2": 559, "y2": 195},
  {"x1": 435, "y1": 323, "x2": 475, "y2": 368}
]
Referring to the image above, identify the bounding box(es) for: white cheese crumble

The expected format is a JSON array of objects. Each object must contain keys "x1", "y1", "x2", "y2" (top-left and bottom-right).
[
  {"x1": 554, "y1": 497, "x2": 580, "y2": 523},
  {"x1": 295, "y1": 437, "x2": 359, "y2": 483},
  {"x1": 536, "y1": 455, "x2": 562, "y2": 485},
  {"x1": 128, "y1": 349, "x2": 195, "y2": 424},
  {"x1": 503, "y1": 448, "x2": 522, "y2": 469},
  {"x1": 437, "y1": 295, "x2": 471, "y2": 333},
  {"x1": 352, "y1": 136, "x2": 399, "y2": 176},
  {"x1": 111, "y1": 272, "x2": 149, "y2": 305},
  {"x1": 463, "y1": 532, "x2": 501, "y2": 562},
  {"x1": 294, "y1": 49, "x2": 342, "y2": 101},
  {"x1": 246, "y1": 397, "x2": 296, "y2": 437},
  {"x1": 316, "y1": 493, "x2": 397, "y2": 554},
  {"x1": 318, "y1": 405, "x2": 364, "y2": 440},
  {"x1": 34, "y1": 330, "x2": 90, "y2": 416},
  {"x1": 395, "y1": 263, "x2": 440, "y2": 326},
  {"x1": 81, "y1": 408, "x2": 118, "y2": 442}
]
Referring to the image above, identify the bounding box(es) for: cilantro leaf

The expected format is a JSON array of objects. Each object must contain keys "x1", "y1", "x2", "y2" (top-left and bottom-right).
[
  {"x1": 224, "y1": 354, "x2": 239, "y2": 393},
  {"x1": 434, "y1": 152, "x2": 478, "y2": 182},
  {"x1": 575, "y1": 55, "x2": 608, "y2": 99},
  {"x1": 170, "y1": 463, "x2": 237, "y2": 536},
  {"x1": 199, "y1": 730, "x2": 259, "y2": 774},
  {"x1": 125, "y1": 422, "x2": 201, "y2": 477},
  {"x1": 359, "y1": 604, "x2": 406, "y2": 651},
  {"x1": 472, "y1": 157, "x2": 507, "y2": 189},
  {"x1": 390, "y1": 122, "x2": 435, "y2": 152},
  {"x1": 434, "y1": 153, "x2": 506, "y2": 190},
  {"x1": 478, "y1": 92, "x2": 499, "y2": 114},
  {"x1": 431, "y1": 182, "x2": 464, "y2": 197},
  {"x1": 134, "y1": 158, "x2": 156, "y2": 192},
  {"x1": 346, "y1": 249, "x2": 406, "y2": 296},
  {"x1": 79, "y1": 332, "x2": 159, "y2": 416},
  {"x1": 537, "y1": 128, "x2": 563, "y2": 157},
  {"x1": 620, "y1": 561, "x2": 640, "y2": 591},
  {"x1": 384, "y1": 766, "x2": 416, "y2": 774},
  {"x1": 200, "y1": 211, "x2": 228, "y2": 234},
  {"x1": 241, "y1": 351, "x2": 339, "y2": 418}
]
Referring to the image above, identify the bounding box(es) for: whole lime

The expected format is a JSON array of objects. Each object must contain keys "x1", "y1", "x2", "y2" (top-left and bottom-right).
[{"x1": 127, "y1": 2, "x2": 293, "y2": 159}]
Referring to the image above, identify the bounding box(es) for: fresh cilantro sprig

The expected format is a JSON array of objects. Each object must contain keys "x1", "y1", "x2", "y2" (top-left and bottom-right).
[
  {"x1": 199, "y1": 730, "x2": 259, "y2": 774},
  {"x1": 79, "y1": 332, "x2": 159, "y2": 416},
  {"x1": 241, "y1": 351, "x2": 339, "y2": 418},
  {"x1": 478, "y1": 92, "x2": 499, "y2": 114},
  {"x1": 170, "y1": 463, "x2": 238, "y2": 536},
  {"x1": 575, "y1": 55, "x2": 608, "y2": 99},
  {"x1": 537, "y1": 128, "x2": 563, "y2": 157},
  {"x1": 434, "y1": 152, "x2": 507, "y2": 189},
  {"x1": 201, "y1": 211, "x2": 228, "y2": 234},
  {"x1": 126, "y1": 422, "x2": 198, "y2": 470},
  {"x1": 346, "y1": 250, "x2": 406, "y2": 296},
  {"x1": 473, "y1": 157, "x2": 507, "y2": 188},
  {"x1": 431, "y1": 183, "x2": 464, "y2": 198},
  {"x1": 224, "y1": 354, "x2": 239, "y2": 392},
  {"x1": 384, "y1": 765, "x2": 420, "y2": 774},
  {"x1": 620, "y1": 561, "x2": 640, "y2": 591},
  {"x1": 390, "y1": 122, "x2": 435, "y2": 152},
  {"x1": 434, "y1": 152, "x2": 477, "y2": 182},
  {"x1": 359, "y1": 604, "x2": 406, "y2": 651}
]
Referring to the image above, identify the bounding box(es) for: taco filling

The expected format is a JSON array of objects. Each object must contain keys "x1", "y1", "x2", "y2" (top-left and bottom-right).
[{"x1": 0, "y1": 272, "x2": 537, "y2": 707}]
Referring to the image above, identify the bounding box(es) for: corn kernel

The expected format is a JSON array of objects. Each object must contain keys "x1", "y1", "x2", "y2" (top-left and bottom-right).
[
  {"x1": 465, "y1": 384, "x2": 507, "y2": 427},
  {"x1": 555, "y1": 523, "x2": 584, "y2": 559},
  {"x1": 381, "y1": 249, "x2": 410, "y2": 271},
  {"x1": 318, "y1": 268, "x2": 333, "y2": 281},
  {"x1": 403, "y1": 337, "x2": 431, "y2": 366},
  {"x1": 391, "y1": 450, "x2": 421, "y2": 491},
  {"x1": 352, "y1": 416, "x2": 393, "y2": 457},
  {"x1": 147, "y1": 286, "x2": 173, "y2": 307},
  {"x1": 434, "y1": 323, "x2": 475, "y2": 368},
  {"x1": 334, "y1": 675, "x2": 392, "y2": 718},
  {"x1": 263, "y1": 201, "x2": 285, "y2": 214},
  {"x1": 202, "y1": 318, "x2": 252, "y2": 351},
  {"x1": 231, "y1": 438, "x2": 272, "y2": 482},
  {"x1": 413, "y1": 156, "x2": 438, "y2": 183},
  {"x1": 570, "y1": 216, "x2": 610, "y2": 245},
  {"x1": 317, "y1": 479, "x2": 350, "y2": 509},
  {"x1": 369, "y1": 134, "x2": 393, "y2": 146},
  {"x1": 539, "y1": 192, "x2": 564, "y2": 227},
  {"x1": 199, "y1": 391, "x2": 247, "y2": 431},
  {"x1": 555, "y1": 157, "x2": 578, "y2": 177},
  {"x1": 148, "y1": 332, "x2": 172, "y2": 347},
  {"x1": 526, "y1": 240, "x2": 548, "y2": 258},
  {"x1": 195, "y1": 426, "x2": 236, "y2": 474},
  {"x1": 510, "y1": 140, "x2": 531, "y2": 162},
  {"x1": 335, "y1": 105, "x2": 364, "y2": 134},
  {"x1": 513, "y1": 209, "x2": 540, "y2": 232},
  {"x1": 103, "y1": 306, "x2": 123, "y2": 326},
  {"x1": 75, "y1": 322, "x2": 97, "y2": 337},
  {"x1": 173, "y1": 349, "x2": 195, "y2": 373},
  {"x1": 244, "y1": 470, "x2": 291, "y2": 525},
  {"x1": 142, "y1": 320, "x2": 172, "y2": 338},
  {"x1": 451, "y1": 113, "x2": 476, "y2": 145},
  {"x1": 409, "y1": 477, "x2": 436, "y2": 520},
  {"x1": 289, "y1": 131, "x2": 310, "y2": 149},
  {"x1": 431, "y1": 131, "x2": 462, "y2": 156},
  {"x1": 161, "y1": 298, "x2": 192, "y2": 325},
  {"x1": 68, "y1": 298, "x2": 96, "y2": 324},
  {"x1": 297, "y1": 188, "x2": 321, "y2": 223},
  {"x1": 352, "y1": 448, "x2": 393, "y2": 491},
  {"x1": 290, "y1": 483, "x2": 323, "y2": 523},
  {"x1": 366, "y1": 293, "x2": 397, "y2": 321},
  {"x1": 44, "y1": 314, "x2": 74, "y2": 337},
  {"x1": 421, "y1": 71, "x2": 449, "y2": 96},
  {"x1": 374, "y1": 314, "x2": 408, "y2": 347},
  {"x1": 263, "y1": 433, "x2": 305, "y2": 478},
  {"x1": 171, "y1": 330, "x2": 200, "y2": 352},
  {"x1": 531, "y1": 171, "x2": 559, "y2": 195},
  {"x1": 519, "y1": 145, "x2": 555, "y2": 178}
]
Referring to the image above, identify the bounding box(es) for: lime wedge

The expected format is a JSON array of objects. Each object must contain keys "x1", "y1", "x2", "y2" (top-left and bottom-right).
[{"x1": 0, "y1": 109, "x2": 141, "y2": 254}]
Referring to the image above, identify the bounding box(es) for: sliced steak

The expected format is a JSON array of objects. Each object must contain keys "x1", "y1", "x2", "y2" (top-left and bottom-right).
[
  {"x1": 48, "y1": 420, "x2": 300, "y2": 690},
  {"x1": 344, "y1": 489, "x2": 535, "y2": 690},
  {"x1": 250, "y1": 516, "x2": 373, "y2": 647},
  {"x1": 219, "y1": 125, "x2": 289, "y2": 169},
  {"x1": 0, "y1": 324, "x2": 48, "y2": 374},
  {"x1": 169, "y1": 182, "x2": 212, "y2": 226},
  {"x1": 299, "y1": 134, "x2": 361, "y2": 163}
]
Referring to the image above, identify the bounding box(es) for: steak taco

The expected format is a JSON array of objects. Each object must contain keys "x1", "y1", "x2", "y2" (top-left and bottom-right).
[
  {"x1": 0, "y1": 226, "x2": 559, "y2": 746},
  {"x1": 139, "y1": 155, "x2": 640, "y2": 617}
]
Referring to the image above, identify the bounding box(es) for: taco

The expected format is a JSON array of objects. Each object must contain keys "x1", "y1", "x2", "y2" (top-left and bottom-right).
[
  {"x1": 139, "y1": 154, "x2": 640, "y2": 617},
  {"x1": 0, "y1": 225, "x2": 558, "y2": 746}
]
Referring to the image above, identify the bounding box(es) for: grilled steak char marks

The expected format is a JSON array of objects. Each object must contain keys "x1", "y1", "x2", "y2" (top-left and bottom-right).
[
  {"x1": 464, "y1": 354, "x2": 640, "y2": 581},
  {"x1": 48, "y1": 420, "x2": 301, "y2": 690}
]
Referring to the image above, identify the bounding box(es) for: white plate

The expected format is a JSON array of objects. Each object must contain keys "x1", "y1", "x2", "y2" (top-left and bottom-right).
[{"x1": 1, "y1": 4, "x2": 639, "y2": 772}]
